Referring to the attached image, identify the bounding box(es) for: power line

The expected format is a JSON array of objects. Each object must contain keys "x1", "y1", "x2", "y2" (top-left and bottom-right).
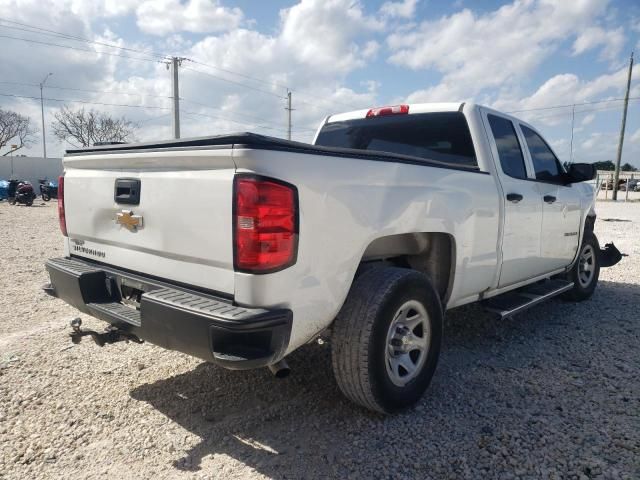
[
  {"x1": 507, "y1": 96, "x2": 640, "y2": 114},
  {"x1": 0, "y1": 80, "x2": 317, "y2": 131},
  {"x1": 187, "y1": 58, "x2": 364, "y2": 110},
  {"x1": 187, "y1": 59, "x2": 288, "y2": 92},
  {"x1": 0, "y1": 34, "x2": 162, "y2": 63},
  {"x1": 181, "y1": 110, "x2": 289, "y2": 133},
  {"x1": 522, "y1": 99, "x2": 640, "y2": 121},
  {"x1": 182, "y1": 65, "x2": 285, "y2": 99},
  {"x1": 0, "y1": 92, "x2": 171, "y2": 109},
  {"x1": 0, "y1": 17, "x2": 166, "y2": 59},
  {"x1": 1, "y1": 92, "x2": 311, "y2": 133},
  {"x1": 0, "y1": 18, "x2": 364, "y2": 113},
  {"x1": 0, "y1": 81, "x2": 172, "y2": 100},
  {"x1": 180, "y1": 97, "x2": 282, "y2": 126},
  {"x1": 138, "y1": 113, "x2": 173, "y2": 124},
  {"x1": 180, "y1": 97, "x2": 314, "y2": 131}
]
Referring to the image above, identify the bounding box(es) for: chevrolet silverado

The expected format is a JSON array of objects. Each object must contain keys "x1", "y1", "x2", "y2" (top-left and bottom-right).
[{"x1": 44, "y1": 102, "x2": 621, "y2": 413}]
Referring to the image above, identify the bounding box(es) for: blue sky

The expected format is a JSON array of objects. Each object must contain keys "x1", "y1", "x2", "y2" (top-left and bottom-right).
[{"x1": 0, "y1": 0, "x2": 639, "y2": 166}]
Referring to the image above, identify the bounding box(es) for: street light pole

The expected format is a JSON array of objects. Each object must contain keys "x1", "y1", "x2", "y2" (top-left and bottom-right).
[{"x1": 39, "y1": 72, "x2": 53, "y2": 159}]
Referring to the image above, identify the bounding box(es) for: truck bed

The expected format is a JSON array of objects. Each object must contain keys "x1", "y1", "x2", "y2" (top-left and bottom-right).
[{"x1": 65, "y1": 132, "x2": 482, "y2": 173}]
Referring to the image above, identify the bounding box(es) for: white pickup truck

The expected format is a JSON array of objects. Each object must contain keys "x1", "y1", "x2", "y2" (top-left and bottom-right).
[{"x1": 44, "y1": 102, "x2": 621, "y2": 413}]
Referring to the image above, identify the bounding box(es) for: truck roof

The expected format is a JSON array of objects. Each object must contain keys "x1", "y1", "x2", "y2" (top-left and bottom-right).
[{"x1": 326, "y1": 102, "x2": 467, "y2": 123}]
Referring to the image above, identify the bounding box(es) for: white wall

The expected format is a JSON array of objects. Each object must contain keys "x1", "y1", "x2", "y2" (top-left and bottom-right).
[{"x1": 0, "y1": 156, "x2": 63, "y2": 190}]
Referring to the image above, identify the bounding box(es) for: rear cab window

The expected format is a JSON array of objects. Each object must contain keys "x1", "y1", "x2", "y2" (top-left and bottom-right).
[
  {"x1": 520, "y1": 125, "x2": 565, "y2": 183},
  {"x1": 315, "y1": 112, "x2": 478, "y2": 168},
  {"x1": 487, "y1": 114, "x2": 527, "y2": 179}
]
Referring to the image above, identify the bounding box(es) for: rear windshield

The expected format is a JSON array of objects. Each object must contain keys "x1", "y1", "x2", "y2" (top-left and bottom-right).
[{"x1": 315, "y1": 112, "x2": 477, "y2": 168}]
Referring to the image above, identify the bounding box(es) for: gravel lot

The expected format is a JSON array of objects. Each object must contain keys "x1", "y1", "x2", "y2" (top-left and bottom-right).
[{"x1": 1, "y1": 199, "x2": 638, "y2": 480}]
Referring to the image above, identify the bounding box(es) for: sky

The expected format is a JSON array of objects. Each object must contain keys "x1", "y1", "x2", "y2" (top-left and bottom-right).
[{"x1": 0, "y1": 0, "x2": 639, "y2": 166}]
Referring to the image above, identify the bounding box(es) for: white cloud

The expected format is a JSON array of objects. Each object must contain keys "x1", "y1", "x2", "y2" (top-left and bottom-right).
[
  {"x1": 136, "y1": 0, "x2": 243, "y2": 35},
  {"x1": 279, "y1": 0, "x2": 383, "y2": 74},
  {"x1": 0, "y1": 0, "x2": 383, "y2": 157},
  {"x1": 179, "y1": 1, "x2": 384, "y2": 138},
  {"x1": 572, "y1": 26, "x2": 624, "y2": 61},
  {"x1": 631, "y1": 128, "x2": 640, "y2": 144},
  {"x1": 380, "y1": 0, "x2": 418, "y2": 19},
  {"x1": 389, "y1": 0, "x2": 612, "y2": 101},
  {"x1": 493, "y1": 66, "x2": 640, "y2": 116}
]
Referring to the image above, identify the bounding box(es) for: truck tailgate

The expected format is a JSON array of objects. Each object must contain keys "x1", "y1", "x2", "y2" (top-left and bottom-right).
[{"x1": 63, "y1": 149, "x2": 236, "y2": 295}]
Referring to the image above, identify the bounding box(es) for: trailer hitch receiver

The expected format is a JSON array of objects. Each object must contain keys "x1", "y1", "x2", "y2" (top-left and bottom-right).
[{"x1": 69, "y1": 318, "x2": 143, "y2": 346}]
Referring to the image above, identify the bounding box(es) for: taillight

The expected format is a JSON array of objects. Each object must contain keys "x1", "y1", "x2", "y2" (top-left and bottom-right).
[
  {"x1": 366, "y1": 104, "x2": 409, "y2": 118},
  {"x1": 58, "y1": 175, "x2": 67, "y2": 237},
  {"x1": 233, "y1": 175, "x2": 298, "y2": 273}
]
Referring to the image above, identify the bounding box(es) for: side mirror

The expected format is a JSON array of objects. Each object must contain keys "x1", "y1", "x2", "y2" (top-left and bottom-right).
[{"x1": 566, "y1": 163, "x2": 596, "y2": 183}]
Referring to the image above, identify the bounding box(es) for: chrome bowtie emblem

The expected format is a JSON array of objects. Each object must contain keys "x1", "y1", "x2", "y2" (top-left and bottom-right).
[{"x1": 116, "y1": 210, "x2": 143, "y2": 231}]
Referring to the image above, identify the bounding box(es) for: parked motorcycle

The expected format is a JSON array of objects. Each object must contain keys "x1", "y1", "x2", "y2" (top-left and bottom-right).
[
  {"x1": 38, "y1": 178, "x2": 58, "y2": 201},
  {"x1": 7, "y1": 179, "x2": 37, "y2": 206}
]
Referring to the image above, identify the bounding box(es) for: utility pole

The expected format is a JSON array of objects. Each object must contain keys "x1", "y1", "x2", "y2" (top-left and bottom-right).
[
  {"x1": 569, "y1": 104, "x2": 575, "y2": 164},
  {"x1": 167, "y1": 57, "x2": 185, "y2": 139},
  {"x1": 285, "y1": 90, "x2": 293, "y2": 140},
  {"x1": 39, "y1": 72, "x2": 53, "y2": 159},
  {"x1": 613, "y1": 52, "x2": 633, "y2": 201}
]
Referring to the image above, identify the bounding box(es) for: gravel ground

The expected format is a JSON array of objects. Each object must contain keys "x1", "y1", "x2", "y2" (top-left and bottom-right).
[{"x1": 0, "y1": 199, "x2": 638, "y2": 480}]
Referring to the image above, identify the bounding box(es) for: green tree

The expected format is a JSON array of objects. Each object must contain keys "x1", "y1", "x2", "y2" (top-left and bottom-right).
[{"x1": 592, "y1": 160, "x2": 615, "y2": 171}]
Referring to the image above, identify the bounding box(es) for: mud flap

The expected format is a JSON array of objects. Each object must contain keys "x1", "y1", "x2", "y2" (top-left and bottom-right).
[{"x1": 599, "y1": 242, "x2": 624, "y2": 268}]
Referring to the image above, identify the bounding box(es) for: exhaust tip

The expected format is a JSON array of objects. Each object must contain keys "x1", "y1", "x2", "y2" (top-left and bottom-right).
[{"x1": 268, "y1": 359, "x2": 290, "y2": 378}]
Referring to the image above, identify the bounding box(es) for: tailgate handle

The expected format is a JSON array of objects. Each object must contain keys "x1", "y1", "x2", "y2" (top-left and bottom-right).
[{"x1": 114, "y1": 179, "x2": 141, "y2": 205}]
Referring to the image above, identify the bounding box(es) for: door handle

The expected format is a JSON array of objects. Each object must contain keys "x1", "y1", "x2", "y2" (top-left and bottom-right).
[
  {"x1": 114, "y1": 178, "x2": 141, "y2": 205},
  {"x1": 543, "y1": 195, "x2": 557, "y2": 204},
  {"x1": 506, "y1": 193, "x2": 523, "y2": 203}
]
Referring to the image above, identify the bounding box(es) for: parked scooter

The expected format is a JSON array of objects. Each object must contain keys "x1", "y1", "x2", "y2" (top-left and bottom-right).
[
  {"x1": 38, "y1": 178, "x2": 58, "y2": 201},
  {"x1": 8, "y1": 179, "x2": 37, "y2": 206}
]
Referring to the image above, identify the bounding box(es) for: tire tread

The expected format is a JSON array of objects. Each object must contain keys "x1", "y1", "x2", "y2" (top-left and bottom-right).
[{"x1": 331, "y1": 267, "x2": 439, "y2": 413}]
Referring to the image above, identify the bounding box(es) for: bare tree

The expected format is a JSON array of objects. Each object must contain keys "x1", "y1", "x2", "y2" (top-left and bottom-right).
[
  {"x1": 51, "y1": 106, "x2": 138, "y2": 147},
  {"x1": 0, "y1": 109, "x2": 38, "y2": 155}
]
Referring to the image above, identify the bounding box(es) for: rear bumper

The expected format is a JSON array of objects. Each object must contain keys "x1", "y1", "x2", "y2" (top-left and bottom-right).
[{"x1": 44, "y1": 257, "x2": 292, "y2": 369}]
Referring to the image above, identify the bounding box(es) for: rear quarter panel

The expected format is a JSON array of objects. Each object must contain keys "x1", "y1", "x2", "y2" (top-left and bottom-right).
[{"x1": 232, "y1": 148, "x2": 500, "y2": 354}]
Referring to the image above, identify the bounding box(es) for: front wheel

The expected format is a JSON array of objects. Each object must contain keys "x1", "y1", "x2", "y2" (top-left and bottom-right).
[
  {"x1": 563, "y1": 233, "x2": 600, "y2": 301},
  {"x1": 331, "y1": 267, "x2": 443, "y2": 414}
]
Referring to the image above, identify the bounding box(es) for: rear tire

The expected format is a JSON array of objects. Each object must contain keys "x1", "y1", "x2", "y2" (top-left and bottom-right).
[
  {"x1": 563, "y1": 233, "x2": 600, "y2": 301},
  {"x1": 331, "y1": 267, "x2": 443, "y2": 414}
]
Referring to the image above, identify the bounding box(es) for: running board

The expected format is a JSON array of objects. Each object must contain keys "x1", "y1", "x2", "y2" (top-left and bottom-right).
[{"x1": 483, "y1": 279, "x2": 573, "y2": 319}]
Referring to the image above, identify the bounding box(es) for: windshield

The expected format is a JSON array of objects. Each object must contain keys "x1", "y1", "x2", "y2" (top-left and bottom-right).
[{"x1": 315, "y1": 112, "x2": 477, "y2": 168}]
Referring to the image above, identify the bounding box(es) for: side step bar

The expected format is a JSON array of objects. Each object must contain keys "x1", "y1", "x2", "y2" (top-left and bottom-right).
[{"x1": 483, "y1": 279, "x2": 573, "y2": 319}]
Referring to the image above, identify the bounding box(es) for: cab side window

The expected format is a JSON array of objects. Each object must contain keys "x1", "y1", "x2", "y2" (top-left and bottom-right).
[
  {"x1": 521, "y1": 125, "x2": 564, "y2": 183},
  {"x1": 487, "y1": 114, "x2": 527, "y2": 179}
]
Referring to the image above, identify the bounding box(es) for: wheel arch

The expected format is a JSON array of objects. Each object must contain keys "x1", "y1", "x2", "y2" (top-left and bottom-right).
[{"x1": 357, "y1": 232, "x2": 456, "y2": 305}]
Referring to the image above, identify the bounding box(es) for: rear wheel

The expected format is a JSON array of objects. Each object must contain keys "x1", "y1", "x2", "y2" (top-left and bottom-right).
[
  {"x1": 331, "y1": 267, "x2": 443, "y2": 413},
  {"x1": 563, "y1": 233, "x2": 600, "y2": 301}
]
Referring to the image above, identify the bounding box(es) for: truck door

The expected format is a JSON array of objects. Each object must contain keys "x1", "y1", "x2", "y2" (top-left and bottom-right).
[
  {"x1": 483, "y1": 112, "x2": 545, "y2": 287},
  {"x1": 519, "y1": 124, "x2": 582, "y2": 271}
]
